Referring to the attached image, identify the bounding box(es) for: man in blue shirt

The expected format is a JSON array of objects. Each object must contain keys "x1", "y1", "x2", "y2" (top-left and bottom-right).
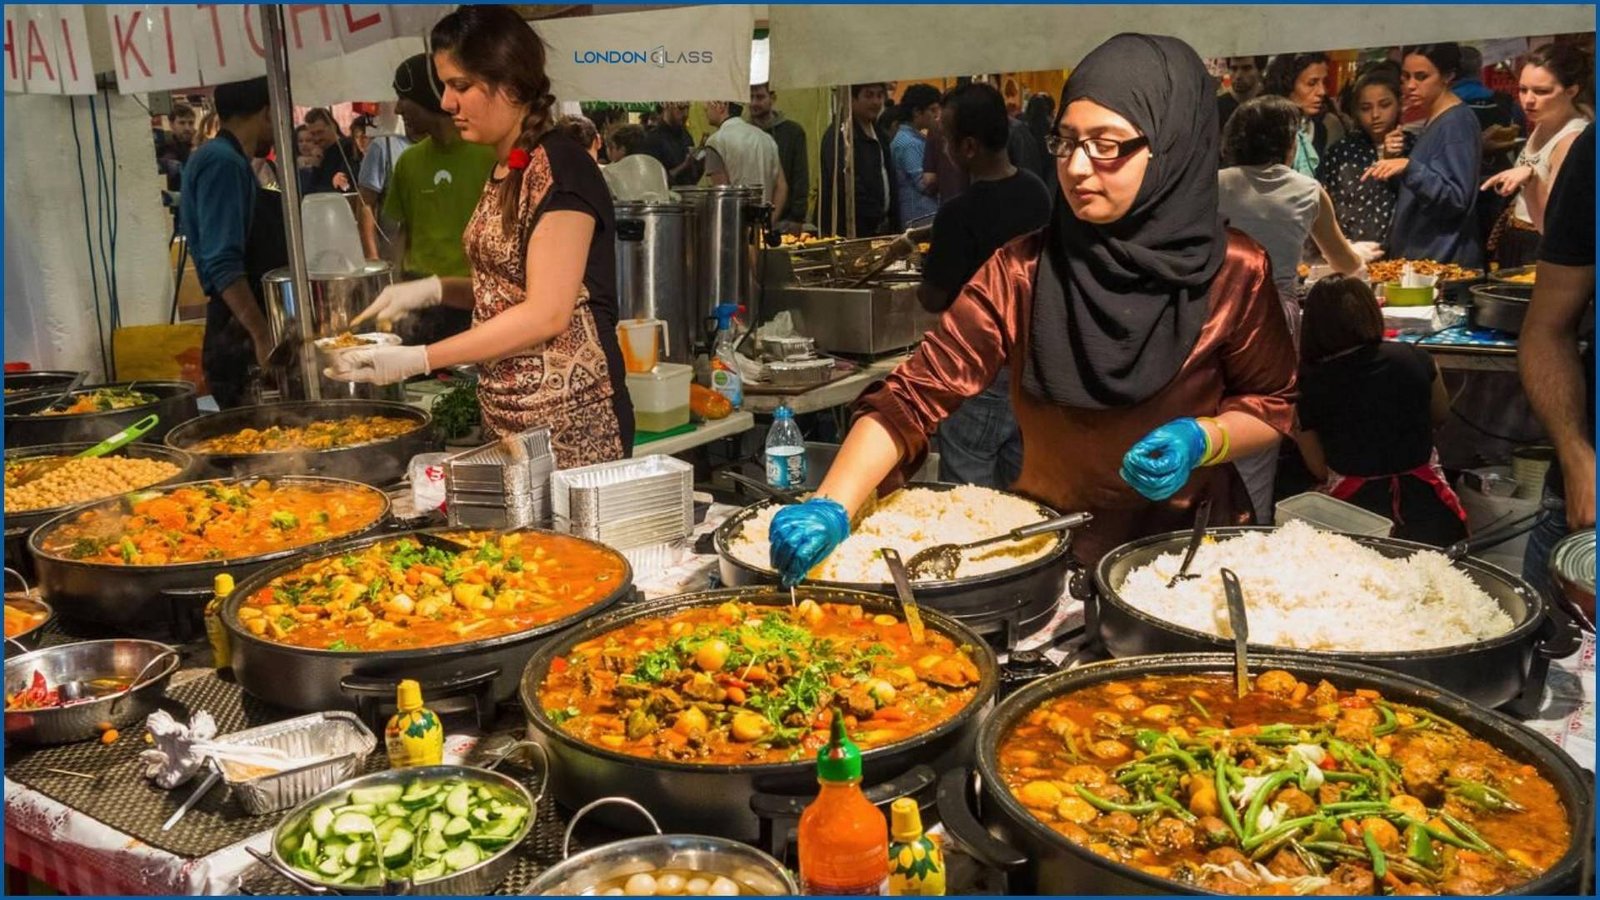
[{"x1": 179, "y1": 77, "x2": 281, "y2": 408}]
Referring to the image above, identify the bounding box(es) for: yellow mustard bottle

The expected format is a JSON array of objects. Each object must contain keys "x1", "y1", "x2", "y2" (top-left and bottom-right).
[
  {"x1": 887, "y1": 797, "x2": 945, "y2": 895},
  {"x1": 385, "y1": 679, "x2": 444, "y2": 768},
  {"x1": 204, "y1": 573, "x2": 235, "y2": 671}
]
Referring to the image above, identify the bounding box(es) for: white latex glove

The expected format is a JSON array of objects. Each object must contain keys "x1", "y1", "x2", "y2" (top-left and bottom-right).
[
  {"x1": 1351, "y1": 241, "x2": 1384, "y2": 264},
  {"x1": 352, "y1": 276, "x2": 443, "y2": 329},
  {"x1": 325, "y1": 344, "x2": 431, "y2": 385}
]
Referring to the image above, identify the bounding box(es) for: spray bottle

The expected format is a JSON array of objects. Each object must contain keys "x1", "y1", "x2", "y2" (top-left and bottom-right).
[{"x1": 709, "y1": 303, "x2": 744, "y2": 409}]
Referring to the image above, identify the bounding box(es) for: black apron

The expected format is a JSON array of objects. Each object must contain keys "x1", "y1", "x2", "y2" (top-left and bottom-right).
[{"x1": 201, "y1": 134, "x2": 288, "y2": 408}]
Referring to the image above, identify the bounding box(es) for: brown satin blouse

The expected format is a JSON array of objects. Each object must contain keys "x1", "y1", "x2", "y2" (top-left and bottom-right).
[{"x1": 855, "y1": 229, "x2": 1298, "y2": 565}]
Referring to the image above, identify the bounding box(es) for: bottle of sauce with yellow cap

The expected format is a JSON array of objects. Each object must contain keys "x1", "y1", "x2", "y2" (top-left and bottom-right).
[
  {"x1": 887, "y1": 797, "x2": 945, "y2": 895},
  {"x1": 384, "y1": 679, "x2": 443, "y2": 768},
  {"x1": 204, "y1": 573, "x2": 235, "y2": 671}
]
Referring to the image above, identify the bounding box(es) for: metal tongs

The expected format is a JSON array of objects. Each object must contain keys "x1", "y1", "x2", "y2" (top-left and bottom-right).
[{"x1": 848, "y1": 223, "x2": 934, "y2": 288}]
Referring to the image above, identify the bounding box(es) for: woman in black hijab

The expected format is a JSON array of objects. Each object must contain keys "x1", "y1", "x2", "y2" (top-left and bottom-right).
[{"x1": 767, "y1": 34, "x2": 1299, "y2": 577}]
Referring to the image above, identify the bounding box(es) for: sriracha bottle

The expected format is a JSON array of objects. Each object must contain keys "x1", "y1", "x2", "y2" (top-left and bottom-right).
[{"x1": 798, "y1": 713, "x2": 889, "y2": 895}]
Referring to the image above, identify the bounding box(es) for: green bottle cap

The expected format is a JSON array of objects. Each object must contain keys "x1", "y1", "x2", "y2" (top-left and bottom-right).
[{"x1": 816, "y1": 712, "x2": 862, "y2": 782}]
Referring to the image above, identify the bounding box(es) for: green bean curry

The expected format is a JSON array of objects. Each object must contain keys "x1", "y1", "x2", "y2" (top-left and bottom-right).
[
  {"x1": 998, "y1": 671, "x2": 1568, "y2": 895},
  {"x1": 538, "y1": 599, "x2": 983, "y2": 764}
]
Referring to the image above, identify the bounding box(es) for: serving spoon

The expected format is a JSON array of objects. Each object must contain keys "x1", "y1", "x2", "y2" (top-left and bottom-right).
[
  {"x1": 904, "y1": 512, "x2": 1093, "y2": 581},
  {"x1": 881, "y1": 548, "x2": 927, "y2": 644},
  {"x1": 1166, "y1": 498, "x2": 1213, "y2": 588},
  {"x1": 1219, "y1": 567, "x2": 1251, "y2": 698},
  {"x1": 57, "y1": 647, "x2": 177, "y2": 705},
  {"x1": 8, "y1": 414, "x2": 160, "y2": 486}
]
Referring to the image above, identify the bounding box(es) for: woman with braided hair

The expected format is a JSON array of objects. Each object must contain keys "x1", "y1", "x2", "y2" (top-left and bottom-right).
[{"x1": 333, "y1": 4, "x2": 633, "y2": 467}]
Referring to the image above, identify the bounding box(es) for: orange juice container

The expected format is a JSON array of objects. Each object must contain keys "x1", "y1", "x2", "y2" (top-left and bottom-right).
[{"x1": 798, "y1": 714, "x2": 889, "y2": 895}]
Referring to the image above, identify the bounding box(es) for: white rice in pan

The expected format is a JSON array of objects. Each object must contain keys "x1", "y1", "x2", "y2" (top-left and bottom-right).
[
  {"x1": 728, "y1": 485, "x2": 1055, "y2": 583},
  {"x1": 1116, "y1": 520, "x2": 1514, "y2": 652}
]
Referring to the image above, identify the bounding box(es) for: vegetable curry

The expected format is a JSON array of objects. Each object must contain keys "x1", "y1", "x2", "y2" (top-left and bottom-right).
[
  {"x1": 238, "y1": 531, "x2": 626, "y2": 651},
  {"x1": 998, "y1": 671, "x2": 1568, "y2": 895},
  {"x1": 538, "y1": 599, "x2": 983, "y2": 765},
  {"x1": 38, "y1": 479, "x2": 385, "y2": 565},
  {"x1": 188, "y1": 415, "x2": 419, "y2": 454}
]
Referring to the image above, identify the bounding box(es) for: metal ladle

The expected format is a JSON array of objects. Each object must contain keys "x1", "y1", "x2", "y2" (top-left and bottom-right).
[
  {"x1": 1219, "y1": 567, "x2": 1251, "y2": 698},
  {"x1": 881, "y1": 548, "x2": 927, "y2": 643},
  {"x1": 57, "y1": 648, "x2": 177, "y2": 706},
  {"x1": 1166, "y1": 498, "x2": 1213, "y2": 588},
  {"x1": 904, "y1": 512, "x2": 1093, "y2": 581}
]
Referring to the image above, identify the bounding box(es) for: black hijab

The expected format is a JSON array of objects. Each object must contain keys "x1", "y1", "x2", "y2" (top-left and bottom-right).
[{"x1": 1023, "y1": 33, "x2": 1227, "y2": 409}]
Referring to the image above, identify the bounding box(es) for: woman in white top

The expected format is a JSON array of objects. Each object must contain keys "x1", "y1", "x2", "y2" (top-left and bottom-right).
[
  {"x1": 1217, "y1": 95, "x2": 1373, "y2": 347},
  {"x1": 1482, "y1": 43, "x2": 1592, "y2": 268},
  {"x1": 1217, "y1": 95, "x2": 1375, "y2": 524}
]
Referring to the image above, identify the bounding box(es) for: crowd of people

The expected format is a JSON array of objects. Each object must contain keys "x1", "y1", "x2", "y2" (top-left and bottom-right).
[{"x1": 162, "y1": 14, "x2": 1593, "y2": 590}]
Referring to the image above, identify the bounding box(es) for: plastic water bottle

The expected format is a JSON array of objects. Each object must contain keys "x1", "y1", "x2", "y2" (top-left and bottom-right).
[{"x1": 765, "y1": 405, "x2": 807, "y2": 489}]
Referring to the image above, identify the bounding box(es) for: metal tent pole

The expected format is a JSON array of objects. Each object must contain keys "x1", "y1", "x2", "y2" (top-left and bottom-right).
[
  {"x1": 259, "y1": 5, "x2": 320, "y2": 399},
  {"x1": 839, "y1": 85, "x2": 856, "y2": 239}
]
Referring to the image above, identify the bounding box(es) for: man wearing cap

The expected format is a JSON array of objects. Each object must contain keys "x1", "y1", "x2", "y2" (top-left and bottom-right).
[{"x1": 382, "y1": 53, "x2": 497, "y2": 343}]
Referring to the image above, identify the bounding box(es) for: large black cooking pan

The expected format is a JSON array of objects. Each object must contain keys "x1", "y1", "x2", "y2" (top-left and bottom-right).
[
  {"x1": 939, "y1": 653, "x2": 1594, "y2": 895},
  {"x1": 163, "y1": 399, "x2": 439, "y2": 488},
  {"x1": 714, "y1": 482, "x2": 1076, "y2": 648},
  {"x1": 3, "y1": 441, "x2": 197, "y2": 581},
  {"x1": 519, "y1": 586, "x2": 999, "y2": 842},
  {"x1": 1088, "y1": 527, "x2": 1581, "y2": 713},
  {"x1": 222, "y1": 526, "x2": 634, "y2": 716},
  {"x1": 5, "y1": 381, "x2": 198, "y2": 447},
  {"x1": 27, "y1": 475, "x2": 389, "y2": 638}
]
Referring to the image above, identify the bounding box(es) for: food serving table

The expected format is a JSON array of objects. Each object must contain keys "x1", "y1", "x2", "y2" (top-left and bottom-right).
[{"x1": 6, "y1": 503, "x2": 1594, "y2": 895}]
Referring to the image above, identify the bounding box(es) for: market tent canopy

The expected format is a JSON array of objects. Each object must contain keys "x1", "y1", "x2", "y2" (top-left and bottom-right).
[{"x1": 767, "y1": 4, "x2": 1597, "y2": 88}]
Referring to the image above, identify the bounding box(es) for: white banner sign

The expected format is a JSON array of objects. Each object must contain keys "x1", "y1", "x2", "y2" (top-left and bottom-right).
[
  {"x1": 538, "y1": 4, "x2": 755, "y2": 102},
  {"x1": 3, "y1": 4, "x2": 448, "y2": 95},
  {"x1": 5, "y1": 5, "x2": 94, "y2": 94}
]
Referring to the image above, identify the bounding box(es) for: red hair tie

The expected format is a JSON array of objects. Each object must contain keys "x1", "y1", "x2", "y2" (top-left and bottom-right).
[{"x1": 507, "y1": 148, "x2": 531, "y2": 170}]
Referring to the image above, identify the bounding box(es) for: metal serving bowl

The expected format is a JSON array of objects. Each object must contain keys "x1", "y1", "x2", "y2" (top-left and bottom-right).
[
  {"x1": 522, "y1": 798, "x2": 797, "y2": 895},
  {"x1": 4, "y1": 583, "x2": 54, "y2": 650},
  {"x1": 253, "y1": 764, "x2": 539, "y2": 896},
  {"x1": 4, "y1": 381, "x2": 199, "y2": 448},
  {"x1": 3, "y1": 639, "x2": 179, "y2": 745}
]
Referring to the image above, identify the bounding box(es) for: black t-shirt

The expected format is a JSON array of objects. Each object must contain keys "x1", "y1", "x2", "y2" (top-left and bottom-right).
[
  {"x1": 303, "y1": 137, "x2": 361, "y2": 194},
  {"x1": 1537, "y1": 123, "x2": 1596, "y2": 498},
  {"x1": 921, "y1": 169, "x2": 1052, "y2": 311},
  {"x1": 1298, "y1": 342, "x2": 1438, "y2": 477},
  {"x1": 643, "y1": 123, "x2": 698, "y2": 186}
]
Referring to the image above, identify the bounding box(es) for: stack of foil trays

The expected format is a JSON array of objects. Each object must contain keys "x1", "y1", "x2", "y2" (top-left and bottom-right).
[
  {"x1": 443, "y1": 427, "x2": 554, "y2": 529},
  {"x1": 552, "y1": 455, "x2": 693, "y2": 572}
]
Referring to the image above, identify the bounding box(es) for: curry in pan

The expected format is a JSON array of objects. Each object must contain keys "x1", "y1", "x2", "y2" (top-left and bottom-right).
[
  {"x1": 187, "y1": 415, "x2": 419, "y2": 454},
  {"x1": 998, "y1": 671, "x2": 1568, "y2": 895},
  {"x1": 38, "y1": 479, "x2": 385, "y2": 565},
  {"x1": 538, "y1": 599, "x2": 983, "y2": 765},
  {"x1": 238, "y1": 531, "x2": 627, "y2": 652}
]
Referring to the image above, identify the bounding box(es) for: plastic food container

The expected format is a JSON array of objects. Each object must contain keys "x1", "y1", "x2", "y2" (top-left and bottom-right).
[
  {"x1": 1274, "y1": 492, "x2": 1393, "y2": 537},
  {"x1": 1381, "y1": 283, "x2": 1436, "y2": 307},
  {"x1": 626, "y1": 363, "x2": 693, "y2": 433}
]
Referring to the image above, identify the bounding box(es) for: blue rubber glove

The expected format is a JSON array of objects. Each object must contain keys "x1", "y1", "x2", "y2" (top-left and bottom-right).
[
  {"x1": 768, "y1": 497, "x2": 851, "y2": 586},
  {"x1": 1120, "y1": 417, "x2": 1210, "y2": 502}
]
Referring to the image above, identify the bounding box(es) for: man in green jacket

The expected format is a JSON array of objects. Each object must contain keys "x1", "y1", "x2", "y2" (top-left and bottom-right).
[{"x1": 749, "y1": 83, "x2": 809, "y2": 228}]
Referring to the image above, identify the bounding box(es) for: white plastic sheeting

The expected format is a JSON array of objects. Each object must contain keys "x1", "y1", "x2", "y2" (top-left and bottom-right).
[
  {"x1": 4, "y1": 93, "x2": 171, "y2": 376},
  {"x1": 767, "y1": 4, "x2": 1596, "y2": 88}
]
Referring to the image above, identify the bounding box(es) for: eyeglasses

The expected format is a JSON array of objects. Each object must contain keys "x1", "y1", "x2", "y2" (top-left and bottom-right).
[{"x1": 1045, "y1": 134, "x2": 1150, "y2": 161}]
